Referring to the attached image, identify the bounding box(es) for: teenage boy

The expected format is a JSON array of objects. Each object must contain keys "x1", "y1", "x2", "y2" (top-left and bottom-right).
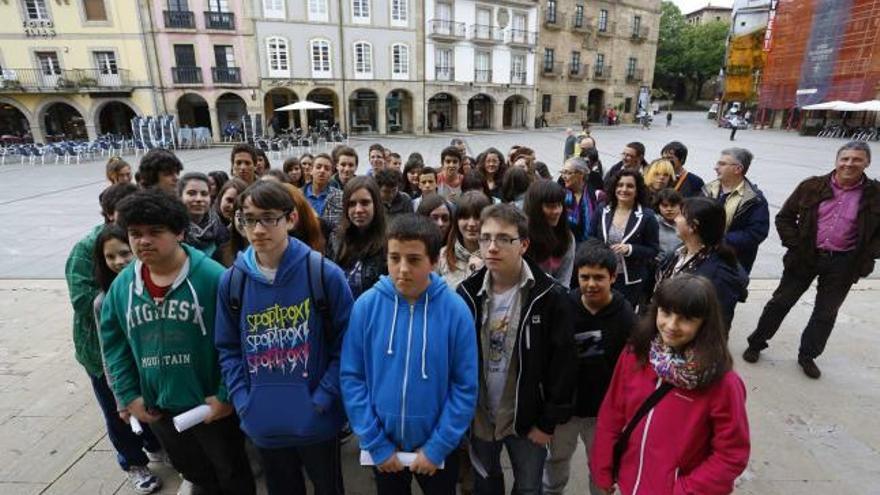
[
  {"x1": 542, "y1": 242, "x2": 635, "y2": 495},
  {"x1": 412, "y1": 167, "x2": 439, "y2": 212},
  {"x1": 331, "y1": 145, "x2": 359, "y2": 189},
  {"x1": 368, "y1": 143, "x2": 386, "y2": 175},
  {"x1": 99, "y1": 190, "x2": 255, "y2": 495},
  {"x1": 376, "y1": 168, "x2": 414, "y2": 221},
  {"x1": 341, "y1": 214, "x2": 478, "y2": 495},
  {"x1": 137, "y1": 149, "x2": 182, "y2": 193},
  {"x1": 231, "y1": 143, "x2": 258, "y2": 184},
  {"x1": 457, "y1": 204, "x2": 576, "y2": 495},
  {"x1": 388, "y1": 152, "x2": 403, "y2": 171},
  {"x1": 438, "y1": 146, "x2": 463, "y2": 200},
  {"x1": 214, "y1": 181, "x2": 353, "y2": 495}
]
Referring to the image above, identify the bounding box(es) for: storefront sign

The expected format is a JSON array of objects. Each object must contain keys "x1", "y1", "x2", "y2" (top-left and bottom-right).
[{"x1": 23, "y1": 20, "x2": 56, "y2": 38}]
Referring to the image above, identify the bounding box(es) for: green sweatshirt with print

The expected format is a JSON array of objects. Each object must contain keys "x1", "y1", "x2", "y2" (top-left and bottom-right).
[
  {"x1": 99, "y1": 244, "x2": 228, "y2": 412},
  {"x1": 65, "y1": 224, "x2": 105, "y2": 377}
]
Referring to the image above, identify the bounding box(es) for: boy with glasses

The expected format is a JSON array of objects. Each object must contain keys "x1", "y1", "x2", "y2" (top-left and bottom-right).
[
  {"x1": 457, "y1": 204, "x2": 576, "y2": 495},
  {"x1": 214, "y1": 181, "x2": 353, "y2": 495},
  {"x1": 99, "y1": 189, "x2": 255, "y2": 494}
]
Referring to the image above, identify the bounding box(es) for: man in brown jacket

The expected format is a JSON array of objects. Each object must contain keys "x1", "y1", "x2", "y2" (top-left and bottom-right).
[{"x1": 743, "y1": 141, "x2": 880, "y2": 378}]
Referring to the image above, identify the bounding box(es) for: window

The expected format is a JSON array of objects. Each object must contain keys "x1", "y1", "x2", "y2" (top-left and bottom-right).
[
  {"x1": 574, "y1": 5, "x2": 584, "y2": 27},
  {"x1": 627, "y1": 57, "x2": 637, "y2": 77},
  {"x1": 633, "y1": 15, "x2": 641, "y2": 36},
  {"x1": 596, "y1": 53, "x2": 605, "y2": 70},
  {"x1": 546, "y1": 0, "x2": 556, "y2": 22},
  {"x1": 206, "y1": 0, "x2": 229, "y2": 11},
  {"x1": 543, "y1": 48, "x2": 555, "y2": 71},
  {"x1": 214, "y1": 45, "x2": 235, "y2": 68},
  {"x1": 512, "y1": 54, "x2": 526, "y2": 74},
  {"x1": 308, "y1": 0, "x2": 328, "y2": 21},
  {"x1": 436, "y1": 2, "x2": 451, "y2": 21},
  {"x1": 263, "y1": 0, "x2": 284, "y2": 18},
  {"x1": 167, "y1": 0, "x2": 188, "y2": 10},
  {"x1": 24, "y1": 0, "x2": 50, "y2": 20},
  {"x1": 310, "y1": 39, "x2": 331, "y2": 77},
  {"x1": 435, "y1": 47, "x2": 453, "y2": 81},
  {"x1": 36, "y1": 51, "x2": 61, "y2": 75},
  {"x1": 94, "y1": 51, "x2": 118, "y2": 74},
  {"x1": 392, "y1": 43, "x2": 409, "y2": 79},
  {"x1": 353, "y1": 41, "x2": 373, "y2": 78},
  {"x1": 475, "y1": 51, "x2": 491, "y2": 82},
  {"x1": 598, "y1": 9, "x2": 608, "y2": 31},
  {"x1": 391, "y1": 0, "x2": 407, "y2": 24},
  {"x1": 542, "y1": 94, "x2": 552, "y2": 113},
  {"x1": 624, "y1": 97, "x2": 632, "y2": 113},
  {"x1": 352, "y1": 0, "x2": 370, "y2": 23},
  {"x1": 266, "y1": 36, "x2": 289, "y2": 77},
  {"x1": 568, "y1": 96, "x2": 577, "y2": 113},
  {"x1": 570, "y1": 51, "x2": 581, "y2": 72},
  {"x1": 173, "y1": 44, "x2": 196, "y2": 66},
  {"x1": 83, "y1": 0, "x2": 107, "y2": 21}
]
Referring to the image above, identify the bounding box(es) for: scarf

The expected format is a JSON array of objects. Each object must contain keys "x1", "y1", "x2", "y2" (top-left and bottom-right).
[
  {"x1": 649, "y1": 334, "x2": 714, "y2": 390},
  {"x1": 451, "y1": 239, "x2": 481, "y2": 273},
  {"x1": 564, "y1": 186, "x2": 594, "y2": 243},
  {"x1": 186, "y1": 209, "x2": 230, "y2": 251}
]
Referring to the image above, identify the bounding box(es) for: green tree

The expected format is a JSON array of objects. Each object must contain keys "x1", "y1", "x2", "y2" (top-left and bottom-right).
[
  {"x1": 680, "y1": 21, "x2": 729, "y2": 102},
  {"x1": 654, "y1": 1, "x2": 687, "y2": 94}
]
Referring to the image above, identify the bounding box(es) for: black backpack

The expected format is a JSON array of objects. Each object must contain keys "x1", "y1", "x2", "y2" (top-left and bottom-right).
[{"x1": 226, "y1": 250, "x2": 336, "y2": 347}]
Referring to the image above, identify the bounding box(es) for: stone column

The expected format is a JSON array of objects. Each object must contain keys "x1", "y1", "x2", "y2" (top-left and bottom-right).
[
  {"x1": 377, "y1": 94, "x2": 387, "y2": 134},
  {"x1": 492, "y1": 102, "x2": 505, "y2": 130},
  {"x1": 299, "y1": 110, "x2": 308, "y2": 131},
  {"x1": 84, "y1": 123, "x2": 98, "y2": 141},
  {"x1": 456, "y1": 101, "x2": 469, "y2": 133},
  {"x1": 525, "y1": 99, "x2": 536, "y2": 129},
  {"x1": 209, "y1": 104, "x2": 221, "y2": 143}
]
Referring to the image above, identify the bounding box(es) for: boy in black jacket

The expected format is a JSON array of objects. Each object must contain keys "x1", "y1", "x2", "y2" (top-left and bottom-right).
[
  {"x1": 542, "y1": 241, "x2": 635, "y2": 495},
  {"x1": 457, "y1": 204, "x2": 576, "y2": 495}
]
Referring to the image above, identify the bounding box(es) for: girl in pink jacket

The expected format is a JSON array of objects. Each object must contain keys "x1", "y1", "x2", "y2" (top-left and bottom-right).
[{"x1": 590, "y1": 274, "x2": 750, "y2": 494}]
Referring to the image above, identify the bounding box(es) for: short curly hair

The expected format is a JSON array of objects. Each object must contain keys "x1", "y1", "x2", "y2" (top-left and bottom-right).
[{"x1": 115, "y1": 189, "x2": 189, "y2": 235}]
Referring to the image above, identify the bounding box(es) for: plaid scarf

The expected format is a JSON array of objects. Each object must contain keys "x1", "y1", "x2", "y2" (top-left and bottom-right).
[{"x1": 649, "y1": 334, "x2": 713, "y2": 390}]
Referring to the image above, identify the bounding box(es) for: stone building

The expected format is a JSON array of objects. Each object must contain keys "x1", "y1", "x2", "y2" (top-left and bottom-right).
[{"x1": 536, "y1": 0, "x2": 661, "y2": 126}]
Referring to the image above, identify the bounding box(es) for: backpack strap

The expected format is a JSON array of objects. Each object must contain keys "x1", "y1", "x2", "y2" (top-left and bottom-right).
[
  {"x1": 306, "y1": 250, "x2": 335, "y2": 345},
  {"x1": 227, "y1": 265, "x2": 246, "y2": 323},
  {"x1": 612, "y1": 381, "x2": 674, "y2": 482}
]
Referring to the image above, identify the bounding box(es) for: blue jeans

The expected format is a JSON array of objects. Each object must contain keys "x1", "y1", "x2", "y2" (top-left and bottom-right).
[
  {"x1": 470, "y1": 435, "x2": 547, "y2": 495},
  {"x1": 88, "y1": 372, "x2": 162, "y2": 471}
]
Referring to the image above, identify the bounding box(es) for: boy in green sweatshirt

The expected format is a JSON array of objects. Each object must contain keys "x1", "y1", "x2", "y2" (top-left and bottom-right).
[{"x1": 100, "y1": 189, "x2": 255, "y2": 494}]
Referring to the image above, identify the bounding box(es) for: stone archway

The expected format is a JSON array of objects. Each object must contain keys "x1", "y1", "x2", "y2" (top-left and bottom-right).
[
  {"x1": 216, "y1": 93, "x2": 248, "y2": 132},
  {"x1": 176, "y1": 93, "x2": 212, "y2": 130},
  {"x1": 386, "y1": 89, "x2": 413, "y2": 133},
  {"x1": 305, "y1": 88, "x2": 338, "y2": 130},
  {"x1": 97, "y1": 101, "x2": 138, "y2": 136},
  {"x1": 42, "y1": 102, "x2": 88, "y2": 141},
  {"x1": 349, "y1": 89, "x2": 378, "y2": 134},
  {"x1": 0, "y1": 101, "x2": 33, "y2": 142},
  {"x1": 588, "y1": 89, "x2": 605, "y2": 123},
  {"x1": 503, "y1": 95, "x2": 529, "y2": 129},
  {"x1": 468, "y1": 94, "x2": 494, "y2": 130},
  {"x1": 264, "y1": 88, "x2": 300, "y2": 132},
  {"x1": 427, "y1": 92, "x2": 458, "y2": 132}
]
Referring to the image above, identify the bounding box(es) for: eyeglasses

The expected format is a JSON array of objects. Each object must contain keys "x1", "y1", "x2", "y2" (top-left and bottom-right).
[
  {"x1": 478, "y1": 235, "x2": 523, "y2": 248},
  {"x1": 236, "y1": 212, "x2": 290, "y2": 229}
]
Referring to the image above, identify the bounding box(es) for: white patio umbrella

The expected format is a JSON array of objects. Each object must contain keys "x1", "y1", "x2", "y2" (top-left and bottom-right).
[
  {"x1": 275, "y1": 101, "x2": 331, "y2": 111},
  {"x1": 853, "y1": 100, "x2": 880, "y2": 112},
  {"x1": 802, "y1": 100, "x2": 848, "y2": 111}
]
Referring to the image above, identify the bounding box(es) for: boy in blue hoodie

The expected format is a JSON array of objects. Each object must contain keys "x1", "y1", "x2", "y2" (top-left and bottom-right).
[
  {"x1": 214, "y1": 181, "x2": 353, "y2": 495},
  {"x1": 341, "y1": 214, "x2": 478, "y2": 495}
]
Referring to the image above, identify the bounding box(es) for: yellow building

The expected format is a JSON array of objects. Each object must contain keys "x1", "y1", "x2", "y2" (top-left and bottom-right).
[{"x1": 0, "y1": 0, "x2": 156, "y2": 143}]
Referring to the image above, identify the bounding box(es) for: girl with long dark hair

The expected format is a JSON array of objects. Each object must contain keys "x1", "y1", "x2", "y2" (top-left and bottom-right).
[
  {"x1": 524, "y1": 180, "x2": 576, "y2": 288},
  {"x1": 590, "y1": 275, "x2": 750, "y2": 495},
  {"x1": 477, "y1": 147, "x2": 508, "y2": 199},
  {"x1": 415, "y1": 193, "x2": 453, "y2": 242},
  {"x1": 437, "y1": 191, "x2": 492, "y2": 288},
  {"x1": 178, "y1": 172, "x2": 229, "y2": 258},
  {"x1": 329, "y1": 176, "x2": 388, "y2": 298}
]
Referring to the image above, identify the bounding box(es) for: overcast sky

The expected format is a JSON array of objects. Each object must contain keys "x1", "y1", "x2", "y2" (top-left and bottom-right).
[{"x1": 670, "y1": 0, "x2": 734, "y2": 16}]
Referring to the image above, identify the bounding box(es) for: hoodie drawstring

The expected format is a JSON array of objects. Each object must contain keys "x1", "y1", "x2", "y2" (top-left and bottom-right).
[
  {"x1": 186, "y1": 279, "x2": 207, "y2": 336},
  {"x1": 125, "y1": 282, "x2": 134, "y2": 338},
  {"x1": 420, "y1": 292, "x2": 429, "y2": 379},
  {"x1": 387, "y1": 294, "x2": 399, "y2": 354}
]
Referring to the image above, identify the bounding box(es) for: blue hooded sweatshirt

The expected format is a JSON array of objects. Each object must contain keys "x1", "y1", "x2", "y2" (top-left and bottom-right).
[
  {"x1": 214, "y1": 237, "x2": 354, "y2": 449},
  {"x1": 340, "y1": 273, "x2": 478, "y2": 466}
]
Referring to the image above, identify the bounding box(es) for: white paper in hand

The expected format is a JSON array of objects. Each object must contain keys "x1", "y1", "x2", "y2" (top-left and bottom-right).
[
  {"x1": 359, "y1": 451, "x2": 445, "y2": 469},
  {"x1": 129, "y1": 416, "x2": 143, "y2": 435},
  {"x1": 172, "y1": 404, "x2": 211, "y2": 432}
]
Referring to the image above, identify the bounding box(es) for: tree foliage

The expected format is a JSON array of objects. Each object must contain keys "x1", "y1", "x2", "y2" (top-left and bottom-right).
[{"x1": 654, "y1": 1, "x2": 729, "y2": 101}]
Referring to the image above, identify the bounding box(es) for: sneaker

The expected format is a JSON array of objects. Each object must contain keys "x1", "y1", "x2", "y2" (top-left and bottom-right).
[
  {"x1": 742, "y1": 347, "x2": 761, "y2": 363},
  {"x1": 798, "y1": 357, "x2": 821, "y2": 379},
  {"x1": 127, "y1": 466, "x2": 161, "y2": 494},
  {"x1": 145, "y1": 448, "x2": 170, "y2": 465}
]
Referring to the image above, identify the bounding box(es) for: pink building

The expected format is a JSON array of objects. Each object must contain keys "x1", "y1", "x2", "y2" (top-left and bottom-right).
[{"x1": 143, "y1": 0, "x2": 259, "y2": 142}]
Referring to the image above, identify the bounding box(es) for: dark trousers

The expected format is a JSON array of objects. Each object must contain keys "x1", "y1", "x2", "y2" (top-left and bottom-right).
[
  {"x1": 258, "y1": 437, "x2": 344, "y2": 495},
  {"x1": 470, "y1": 435, "x2": 547, "y2": 495},
  {"x1": 149, "y1": 412, "x2": 255, "y2": 495},
  {"x1": 374, "y1": 451, "x2": 459, "y2": 495},
  {"x1": 88, "y1": 372, "x2": 162, "y2": 471},
  {"x1": 748, "y1": 251, "x2": 856, "y2": 359},
  {"x1": 730, "y1": 127, "x2": 738, "y2": 140}
]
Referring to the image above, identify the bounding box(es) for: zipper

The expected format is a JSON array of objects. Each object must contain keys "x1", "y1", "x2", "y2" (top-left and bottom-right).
[
  {"x1": 399, "y1": 304, "x2": 415, "y2": 443},
  {"x1": 632, "y1": 378, "x2": 662, "y2": 494},
  {"x1": 512, "y1": 285, "x2": 553, "y2": 432}
]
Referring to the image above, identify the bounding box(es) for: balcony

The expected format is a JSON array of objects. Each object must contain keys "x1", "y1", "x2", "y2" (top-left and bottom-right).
[
  {"x1": 572, "y1": 16, "x2": 594, "y2": 33},
  {"x1": 0, "y1": 68, "x2": 135, "y2": 94},
  {"x1": 474, "y1": 69, "x2": 492, "y2": 83},
  {"x1": 164, "y1": 10, "x2": 195, "y2": 29},
  {"x1": 470, "y1": 24, "x2": 503, "y2": 44},
  {"x1": 597, "y1": 21, "x2": 616, "y2": 37},
  {"x1": 435, "y1": 66, "x2": 455, "y2": 82},
  {"x1": 568, "y1": 63, "x2": 589, "y2": 79},
  {"x1": 593, "y1": 65, "x2": 612, "y2": 80},
  {"x1": 626, "y1": 69, "x2": 644, "y2": 84},
  {"x1": 631, "y1": 26, "x2": 649, "y2": 42},
  {"x1": 172, "y1": 66, "x2": 203, "y2": 84},
  {"x1": 429, "y1": 19, "x2": 466, "y2": 39},
  {"x1": 212, "y1": 67, "x2": 241, "y2": 84},
  {"x1": 507, "y1": 29, "x2": 537, "y2": 47},
  {"x1": 205, "y1": 11, "x2": 235, "y2": 30},
  {"x1": 544, "y1": 11, "x2": 565, "y2": 29},
  {"x1": 510, "y1": 70, "x2": 527, "y2": 85},
  {"x1": 542, "y1": 61, "x2": 564, "y2": 77}
]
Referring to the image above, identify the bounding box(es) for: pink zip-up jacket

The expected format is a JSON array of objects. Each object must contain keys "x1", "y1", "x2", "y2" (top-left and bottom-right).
[{"x1": 589, "y1": 348, "x2": 750, "y2": 494}]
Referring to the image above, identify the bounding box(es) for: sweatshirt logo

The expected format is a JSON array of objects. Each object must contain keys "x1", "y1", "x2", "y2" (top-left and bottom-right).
[
  {"x1": 127, "y1": 300, "x2": 202, "y2": 328},
  {"x1": 244, "y1": 300, "x2": 312, "y2": 376}
]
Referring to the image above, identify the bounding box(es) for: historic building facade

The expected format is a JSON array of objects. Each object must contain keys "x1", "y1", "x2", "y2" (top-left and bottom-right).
[
  {"x1": 536, "y1": 0, "x2": 661, "y2": 126},
  {"x1": 0, "y1": 0, "x2": 155, "y2": 142}
]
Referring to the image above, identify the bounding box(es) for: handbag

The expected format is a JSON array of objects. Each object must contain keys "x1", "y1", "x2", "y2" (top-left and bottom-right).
[{"x1": 612, "y1": 382, "x2": 674, "y2": 482}]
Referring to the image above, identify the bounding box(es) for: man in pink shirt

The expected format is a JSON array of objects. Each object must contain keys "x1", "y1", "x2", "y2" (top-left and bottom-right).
[{"x1": 743, "y1": 141, "x2": 880, "y2": 378}]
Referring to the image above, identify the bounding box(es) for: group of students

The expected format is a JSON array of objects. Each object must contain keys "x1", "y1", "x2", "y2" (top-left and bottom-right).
[{"x1": 65, "y1": 136, "x2": 757, "y2": 495}]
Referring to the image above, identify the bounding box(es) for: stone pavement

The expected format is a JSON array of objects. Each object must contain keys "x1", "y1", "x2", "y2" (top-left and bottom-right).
[
  {"x1": 1, "y1": 278, "x2": 879, "y2": 494},
  {"x1": 0, "y1": 111, "x2": 877, "y2": 279}
]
